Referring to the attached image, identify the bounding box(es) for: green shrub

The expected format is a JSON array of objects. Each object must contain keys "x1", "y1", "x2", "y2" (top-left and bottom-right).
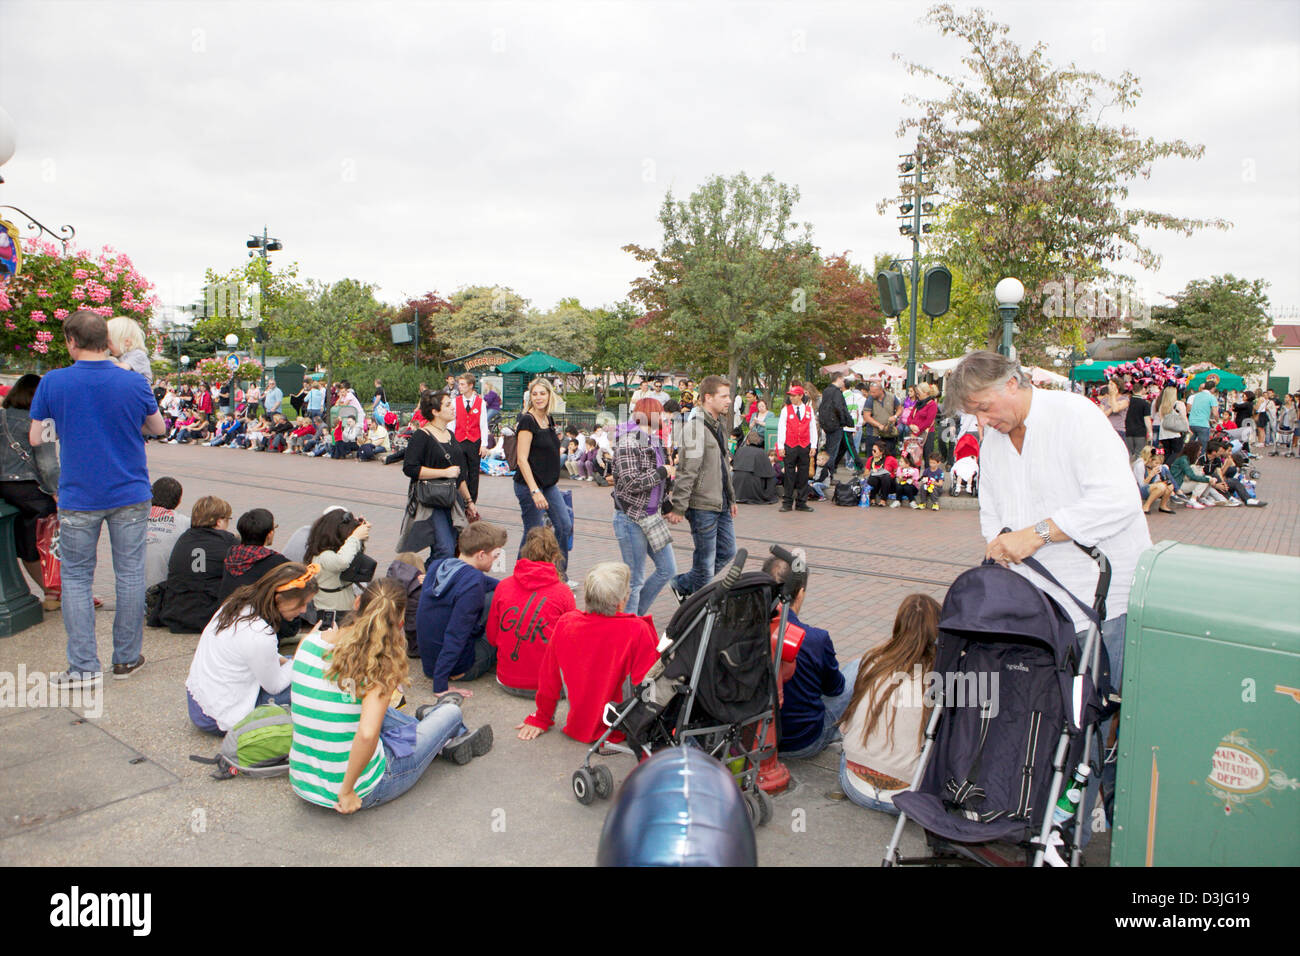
[{"x1": 329, "y1": 361, "x2": 430, "y2": 403}]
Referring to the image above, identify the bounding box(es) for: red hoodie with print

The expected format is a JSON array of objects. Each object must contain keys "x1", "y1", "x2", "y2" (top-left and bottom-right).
[{"x1": 486, "y1": 558, "x2": 576, "y2": 691}]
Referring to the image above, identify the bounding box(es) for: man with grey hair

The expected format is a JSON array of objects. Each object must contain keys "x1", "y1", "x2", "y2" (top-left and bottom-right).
[
  {"x1": 949, "y1": 349, "x2": 1151, "y2": 838},
  {"x1": 861, "y1": 380, "x2": 898, "y2": 457},
  {"x1": 517, "y1": 561, "x2": 660, "y2": 743}
]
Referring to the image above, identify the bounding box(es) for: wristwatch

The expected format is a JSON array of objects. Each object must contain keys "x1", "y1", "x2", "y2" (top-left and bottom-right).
[{"x1": 1033, "y1": 520, "x2": 1052, "y2": 545}]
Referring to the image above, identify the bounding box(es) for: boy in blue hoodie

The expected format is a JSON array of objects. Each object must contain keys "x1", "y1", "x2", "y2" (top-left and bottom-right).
[{"x1": 417, "y1": 522, "x2": 507, "y2": 696}]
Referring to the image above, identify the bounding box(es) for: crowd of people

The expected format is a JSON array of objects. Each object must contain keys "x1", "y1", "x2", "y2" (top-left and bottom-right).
[{"x1": 14, "y1": 309, "x2": 1294, "y2": 834}]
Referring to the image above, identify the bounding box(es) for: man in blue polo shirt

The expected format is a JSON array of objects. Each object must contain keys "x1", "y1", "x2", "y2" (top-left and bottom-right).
[{"x1": 30, "y1": 310, "x2": 166, "y2": 688}]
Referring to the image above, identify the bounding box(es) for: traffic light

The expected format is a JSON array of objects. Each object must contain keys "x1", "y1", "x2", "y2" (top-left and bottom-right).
[
  {"x1": 876, "y1": 270, "x2": 908, "y2": 318},
  {"x1": 921, "y1": 265, "x2": 952, "y2": 318}
]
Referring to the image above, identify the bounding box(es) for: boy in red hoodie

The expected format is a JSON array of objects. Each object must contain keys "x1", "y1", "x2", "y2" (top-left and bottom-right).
[
  {"x1": 487, "y1": 527, "x2": 575, "y2": 696},
  {"x1": 517, "y1": 562, "x2": 659, "y2": 744}
]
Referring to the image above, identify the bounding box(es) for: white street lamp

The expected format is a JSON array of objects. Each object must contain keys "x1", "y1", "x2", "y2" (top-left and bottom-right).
[{"x1": 995, "y1": 277, "x2": 1025, "y2": 358}]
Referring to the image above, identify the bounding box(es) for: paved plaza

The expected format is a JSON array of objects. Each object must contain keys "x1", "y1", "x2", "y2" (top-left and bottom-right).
[{"x1": 2, "y1": 443, "x2": 1296, "y2": 866}]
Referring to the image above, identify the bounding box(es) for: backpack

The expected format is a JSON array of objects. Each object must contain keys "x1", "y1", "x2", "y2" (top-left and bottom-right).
[
  {"x1": 189, "y1": 704, "x2": 293, "y2": 780},
  {"x1": 503, "y1": 429, "x2": 519, "y2": 471},
  {"x1": 833, "y1": 479, "x2": 861, "y2": 506}
]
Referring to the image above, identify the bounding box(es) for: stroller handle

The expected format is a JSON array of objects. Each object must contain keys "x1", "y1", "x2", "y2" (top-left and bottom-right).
[
  {"x1": 1000, "y1": 527, "x2": 1113, "y2": 618},
  {"x1": 708, "y1": 549, "x2": 747, "y2": 609}
]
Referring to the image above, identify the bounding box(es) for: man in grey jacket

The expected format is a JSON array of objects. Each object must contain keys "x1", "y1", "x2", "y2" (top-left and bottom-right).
[{"x1": 668, "y1": 375, "x2": 737, "y2": 598}]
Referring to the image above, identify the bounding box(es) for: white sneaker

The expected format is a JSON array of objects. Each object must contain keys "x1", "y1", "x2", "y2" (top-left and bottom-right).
[
  {"x1": 51, "y1": 670, "x2": 103, "y2": 690},
  {"x1": 909, "y1": 501, "x2": 920, "y2": 509},
  {"x1": 889, "y1": 499, "x2": 900, "y2": 508},
  {"x1": 1224, "y1": 499, "x2": 1242, "y2": 507}
]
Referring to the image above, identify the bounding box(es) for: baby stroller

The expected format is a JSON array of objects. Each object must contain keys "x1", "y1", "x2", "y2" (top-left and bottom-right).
[
  {"x1": 883, "y1": 540, "x2": 1115, "y2": 867},
  {"x1": 571, "y1": 548, "x2": 794, "y2": 828}
]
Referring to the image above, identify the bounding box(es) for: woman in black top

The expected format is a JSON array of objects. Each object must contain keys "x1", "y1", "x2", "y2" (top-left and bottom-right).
[
  {"x1": 513, "y1": 377, "x2": 571, "y2": 574},
  {"x1": 397, "y1": 390, "x2": 477, "y2": 561}
]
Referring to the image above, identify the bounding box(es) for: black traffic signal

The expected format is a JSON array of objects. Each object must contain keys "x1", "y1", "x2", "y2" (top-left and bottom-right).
[
  {"x1": 876, "y1": 270, "x2": 908, "y2": 318},
  {"x1": 921, "y1": 265, "x2": 952, "y2": 318}
]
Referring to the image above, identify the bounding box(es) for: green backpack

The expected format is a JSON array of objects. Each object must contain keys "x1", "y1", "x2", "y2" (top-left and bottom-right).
[{"x1": 190, "y1": 704, "x2": 293, "y2": 780}]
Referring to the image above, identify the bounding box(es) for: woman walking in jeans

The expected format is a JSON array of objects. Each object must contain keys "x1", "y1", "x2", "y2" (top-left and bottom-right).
[
  {"x1": 612, "y1": 398, "x2": 677, "y2": 615},
  {"x1": 512, "y1": 378, "x2": 572, "y2": 578}
]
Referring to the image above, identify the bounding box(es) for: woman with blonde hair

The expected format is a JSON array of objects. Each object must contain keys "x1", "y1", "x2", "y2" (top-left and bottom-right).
[
  {"x1": 512, "y1": 376, "x2": 572, "y2": 575},
  {"x1": 838, "y1": 594, "x2": 941, "y2": 814},
  {"x1": 1133, "y1": 445, "x2": 1175, "y2": 515},
  {"x1": 289, "y1": 578, "x2": 492, "y2": 814},
  {"x1": 1155, "y1": 384, "x2": 1189, "y2": 459},
  {"x1": 106, "y1": 316, "x2": 153, "y2": 383}
]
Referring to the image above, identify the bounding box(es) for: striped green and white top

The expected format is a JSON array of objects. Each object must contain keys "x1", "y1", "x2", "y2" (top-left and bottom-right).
[{"x1": 289, "y1": 632, "x2": 386, "y2": 808}]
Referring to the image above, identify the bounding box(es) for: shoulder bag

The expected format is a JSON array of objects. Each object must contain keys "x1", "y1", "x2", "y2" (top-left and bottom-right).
[{"x1": 416, "y1": 428, "x2": 458, "y2": 509}]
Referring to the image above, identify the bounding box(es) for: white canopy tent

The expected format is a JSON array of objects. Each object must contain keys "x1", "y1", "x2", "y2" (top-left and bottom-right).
[{"x1": 848, "y1": 358, "x2": 908, "y2": 383}]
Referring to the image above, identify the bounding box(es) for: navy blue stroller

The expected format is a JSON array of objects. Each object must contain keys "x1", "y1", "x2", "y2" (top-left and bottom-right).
[{"x1": 884, "y1": 542, "x2": 1115, "y2": 867}]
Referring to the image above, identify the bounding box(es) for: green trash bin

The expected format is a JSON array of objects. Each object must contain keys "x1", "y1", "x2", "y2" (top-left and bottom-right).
[{"x1": 1111, "y1": 541, "x2": 1300, "y2": 867}]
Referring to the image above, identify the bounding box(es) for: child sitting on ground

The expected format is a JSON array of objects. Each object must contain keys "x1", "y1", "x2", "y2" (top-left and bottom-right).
[
  {"x1": 920, "y1": 454, "x2": 945, "y2": 510},
  {"x1": 385, "y1": 552, "x2": 425, "y2": 658},
  {"x1": 808, "y1": 450, "x2": 832, "y2": 501},
  {"x1": 578, "y1": 437, "x2": 601, "y2": 480},
  {"x1": 416, "y1": 521, "x2": 506, "y2": 695},
  {"x1": 487, "y1": 527, "x2": 576, "y2": 697},
  {"x1": 517, "y1": 562, "x2": 659, "y2": 744},
  {"x1": 895, "y1": 450, "x2": 921, "y2": 509},
  {"x1": 289, "y1": 416, "x2": 316, "y2": 454},
  {"x1": 768, "y1": 446, "x2": 784, "y2": 483},
  {"x1": 838, "y1": 593, "x2": 941, "y2": 814},
  {"x1": 563, "y1": 438, "x2": 582, "y2": 478}
]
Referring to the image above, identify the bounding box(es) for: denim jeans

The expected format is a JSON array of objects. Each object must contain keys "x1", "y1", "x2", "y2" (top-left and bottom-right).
[
  {"x1": 359, "y1": 703, "x2": 467, "y2": 809},
  {"x1": 838, "y1": 753, "x2": 903, "y2": 815},
  {"x1": 59, "y1": 501, "x2": 149, "y2": 674},
  {"x1": 780, "y1": 658, "x2": 860, "y2": 760},
  {"x1": 671, "y1": 507, "x2": 735, "y2": 597},
  {"x1": 428, "y1": 508, "x2": 459, "y2": 564},
  {"x1": 1189, "y1": 425, "x2": 1211, "y2": 449},
  {"x1": 613, "y1": 510, "x2": 678, "y2": 615},
  {"x1": 513, "y1": 482, "x2": 571, "y2": 574}
]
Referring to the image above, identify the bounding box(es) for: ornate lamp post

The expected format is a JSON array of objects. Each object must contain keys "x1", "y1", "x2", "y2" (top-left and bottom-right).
[{"x1": 995, "y1": 277, "x2": 1026, "y2": 359}]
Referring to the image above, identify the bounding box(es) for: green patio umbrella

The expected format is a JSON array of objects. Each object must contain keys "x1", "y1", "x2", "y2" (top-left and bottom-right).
[
  {"x1": 1188, "y1": 369, "x2": 1245, "y2": 391},
  {"x1": 497, "y1": 350, "x2": 582, "y2": 375},
  {"x1": 1069, "y1": 360, "x2": 1128, "y2": 383}
]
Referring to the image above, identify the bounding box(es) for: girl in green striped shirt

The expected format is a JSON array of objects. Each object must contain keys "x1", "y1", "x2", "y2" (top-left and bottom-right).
[{"x1": 290, "y1": 578, "x2": 493, "y2": 813}]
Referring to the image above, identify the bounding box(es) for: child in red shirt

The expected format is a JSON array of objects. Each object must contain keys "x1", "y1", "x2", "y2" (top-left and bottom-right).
[
  {"x1": 487, "y1": 528, "x2": 575, "y2": 695},
  {"x1": 517, "y1": 562, "x2": 659, "y2": 744}
]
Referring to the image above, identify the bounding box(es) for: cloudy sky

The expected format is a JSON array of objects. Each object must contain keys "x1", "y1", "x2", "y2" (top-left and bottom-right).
[{"x1": 2, "y1": 0, "x2": 1298, "y2": 329}]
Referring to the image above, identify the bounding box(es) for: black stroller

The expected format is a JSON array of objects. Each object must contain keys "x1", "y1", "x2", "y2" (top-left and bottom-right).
[
  {"x1": 883, "y1": 541, "x2": 1116, "y2": 867},
  {"x1": 571, "y1": 547, "x2": 800, "y2": 828}
]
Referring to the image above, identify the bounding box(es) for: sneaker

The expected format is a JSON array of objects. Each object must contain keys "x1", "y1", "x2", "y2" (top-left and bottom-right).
[
  {"x1": 1186, "y1": 500, "x2": 1206, "y2": 510},
  {"x1": 112, "y1": 655, "x2": 145, "y2": 679},
  {"x1": 52, "y1": 669, "x2": 103, "y2": 690},
  {"x1": 909, "y1": 501, "x2": 920, "y2": 509},
  {"x1": 931, "y1": 502, "x2": 940, "y2": 511},
  {"x1": 669, "y1": 583, "x2": 688, "y2": 604},
  {"x1": 1203, "y1": 500, "x2": 1217, "y2": 508},
  {"x1": 416, "y1": 693, "x2": 465, "y2": 718},
  {"x1": 442, "y1": 724, "x2": 494, "y2": 764},
  {"x1": 1224, "y1": 498, "x2": 1243, "y2": 507},
  {"x1": 1245, "y1": 499, "x2": 1268, "y2": 507},
  {"x1": 795, "y1": 503, "x2": 814, "y2": 512},
  {"x1": 889, "y1": 499, "x2": 900, "y2": 508}
]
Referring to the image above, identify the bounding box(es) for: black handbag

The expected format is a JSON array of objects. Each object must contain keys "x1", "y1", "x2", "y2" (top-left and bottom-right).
[
  {"x1": 338, "y1": 550, "x2": 377, "y2": 585},
  {"x1": 416, "y1": 429, "x2": 459, "y2": 509}
]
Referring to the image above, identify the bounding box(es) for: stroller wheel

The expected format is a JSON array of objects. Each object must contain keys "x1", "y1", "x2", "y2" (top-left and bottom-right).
[
  {"x1": 743, "y1": 789, "x2": 774, "y2": 827},
  {"x1": 572, "y1": 768, "x2": 596, "y2": 806},
  {"x1": 592, "y1": 764, "x2": 615, "y2": 800}
]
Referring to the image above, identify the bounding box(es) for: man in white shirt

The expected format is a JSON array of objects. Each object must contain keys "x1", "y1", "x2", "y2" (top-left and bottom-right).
[
  {"x1": 948, "y1": 350, "x2": 1151, "y2": 835},
  {"x1": 776, "y1": 385, "x2": 819, "y2": 512}
]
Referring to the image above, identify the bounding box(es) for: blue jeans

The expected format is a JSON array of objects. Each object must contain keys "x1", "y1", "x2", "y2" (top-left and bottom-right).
[
  {"x1": 429, "y1": 508, "x2": 459, "y2": 564},
  {"x1": 513, "y1": 482, "x2": 571, "y2": 574},
  {"x1": 838, "y1": 753, "x2": 903, "y2": 815},
  {"x1": 1189, "y1": 425, "x2": 1211, "y2": 449},
  {"x1": 359, "y1": 703, "x2": 468, "y2": 809},
  {"x1": 613, "y1": 510, "x2": 678, "y2": 616},
  {"x1": 780, "y1": 658, "x2": 860, "y2": 760},
  {"x1": 59, "y1": 501, "x2": 149, "y2": 674},
  {"x1": 671, "y1": 508, "x2": 735, "y2": 597}
]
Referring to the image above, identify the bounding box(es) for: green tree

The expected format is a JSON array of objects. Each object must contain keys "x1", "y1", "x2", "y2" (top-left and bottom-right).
[
  {"x1": 439, "y1": 285, "x2": 529, "y2": 358},
  {"x1": 1131, "y1": 275, "x2": 1273, "y2": 376},
  {"x1": 590, "y1": 302, "x2": 658, "y2": 398},
  {"x1": 278, "y1": 278, "x2": 384, "y2": 383},
  {"x1": 520, "y1": 297, "x2": 596, "y2": 366},
  {"x1": 193, "y1": 256, "x2": 303, "y2": 345},
  {"x1": 891, "y1": 4, "x2": 1230, "y2": 352},
  {"x1": 624, "y1": 172, "x2": 821, "y2": 424}
]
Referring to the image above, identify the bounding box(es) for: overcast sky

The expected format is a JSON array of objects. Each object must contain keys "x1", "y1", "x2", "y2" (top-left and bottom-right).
[{"x1": 2, "y1": 0, "x2": 1298, "y2": 329}]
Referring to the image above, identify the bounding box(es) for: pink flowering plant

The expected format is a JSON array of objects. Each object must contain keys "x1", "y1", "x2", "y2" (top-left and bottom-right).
[
  {"x1": 196, "y1": 356, "x2": 262, "y2": 384},
  {"x1": 0, "y1": 238, "x2": 159, "y2": 365}
]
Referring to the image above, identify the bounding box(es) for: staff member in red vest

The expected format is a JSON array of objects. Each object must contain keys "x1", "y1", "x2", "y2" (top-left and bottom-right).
[
  {"x1": 454, "y1": 372, "x2": 491, "y2": 503},
  {"x1": 777, "y1": 385, "x2": 818, "y2": 513}
]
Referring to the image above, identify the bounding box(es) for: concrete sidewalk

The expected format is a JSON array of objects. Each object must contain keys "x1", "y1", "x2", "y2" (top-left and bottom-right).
[{"x1": 5, "y1": 443, "x2": 1295, "y2": 866}]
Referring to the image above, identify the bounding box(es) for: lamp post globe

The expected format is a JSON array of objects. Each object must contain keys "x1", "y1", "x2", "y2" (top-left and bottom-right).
[
  {"x1": 995, "y1": 276, "x2": 1025, "y2": 358},
  {"x1": 224, "y1": 333, "x2": 239, "y2": 348},
  {"x1": 180, "y1": 355, "x2": 190, "y2": 367}
]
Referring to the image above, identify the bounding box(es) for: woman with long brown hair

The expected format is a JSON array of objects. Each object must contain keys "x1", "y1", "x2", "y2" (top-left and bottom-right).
[
  {"x1": 186, "y1": 562, "x2": 321, "y2": 735},
  {"x1": 289, "y1": 578, "x2": 492, "y2": 814},
  {"x1": 838, "y1": 593, "x2": 941, "y2": 814}
]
